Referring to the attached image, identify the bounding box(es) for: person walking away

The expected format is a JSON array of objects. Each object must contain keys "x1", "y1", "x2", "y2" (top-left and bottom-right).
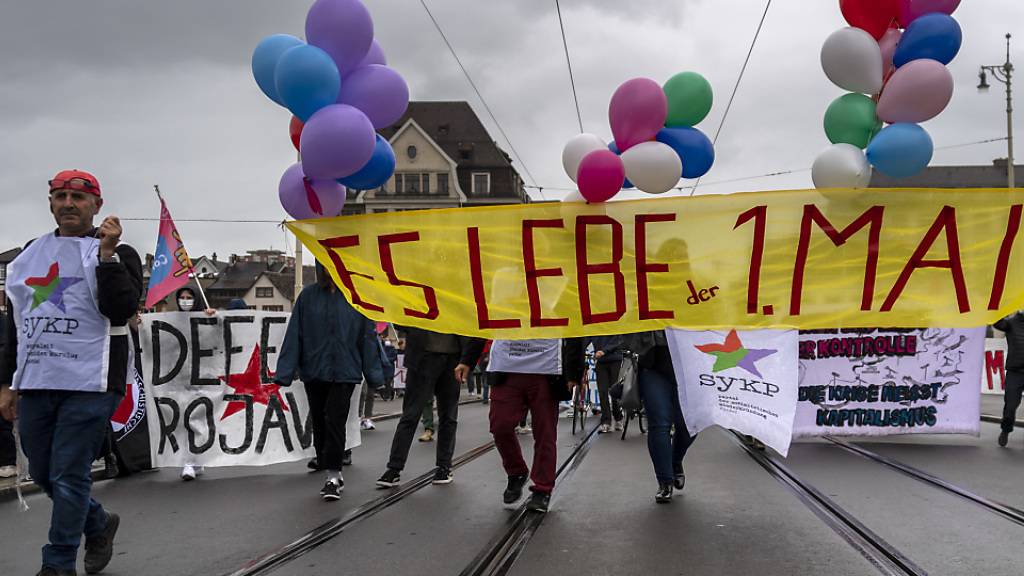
[
  {"x1": 0, "y1": 170, "x2": 143, "y2": 575},
  {"x1": 275, "y1": 263, "x2": 383, "y2": 501},
  {"x1": 622, "y1": 331, "x2": 696, "y2": 503},
  {"x1": 589, "y1": 335, "x2": 625, "y2": 433},
  {"x1": 376, "y1": 328, "x2": 481, "y2": 488},
  {"x1": 175, "y1": 286, "x2": 216, "y2": 481},
  {"x1": 485, "y1": 338, "x2": 583, "y2": 512},
  {"x1": 997, "y1": 311, "x2": 1024, "y2": 447},
  {"x1": 360, "y1": 335, "x2": 394, "y2": 431}
]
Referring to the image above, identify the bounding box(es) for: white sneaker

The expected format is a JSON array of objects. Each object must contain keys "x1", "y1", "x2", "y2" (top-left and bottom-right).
[
  {"x1": 516, "y1": 425, "x2": 533, "y2": 435},
  {"x1": 0, "y1": 465, "x2": 16, "y2": 478},
  {"x1": 614, "y1": 420, "x2": 623, "y2": 432},
  {"x1": 361, "y1": 419, "x2": 376, "y2": 430},
  {"x1": 181, "y1": 464, "x2": 197, "y2": 481}
]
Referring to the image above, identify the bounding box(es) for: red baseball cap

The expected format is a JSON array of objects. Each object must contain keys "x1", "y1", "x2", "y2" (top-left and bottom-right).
[{"x1": 49, "y1": 169, "x2": 101, "y2": 197}]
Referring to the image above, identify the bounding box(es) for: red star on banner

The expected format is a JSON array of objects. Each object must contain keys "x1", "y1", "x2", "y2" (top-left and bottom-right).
[{"x1": 219, "y1": 344, "x2": 287, "y2": 420}]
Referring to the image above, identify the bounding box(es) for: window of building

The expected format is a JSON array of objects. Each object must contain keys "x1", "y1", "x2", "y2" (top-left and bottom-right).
[
  {"x1": 421, "y1": 173, "x2": 430, "y2": 195},
  {"x1": 406, "y1": 173, "x2": 420, "y2": 194},
  {"x1": 393, "y1": 174, "x2": 404, "y2": 194},
  {"x1": 263, "y1": 305, "x2": 285, "y2": 312},
  {"x1": 255, "y1": 287, "x2": 274, "y2": 298},
  {"x1": 407, "y1": 145, "x2": 418, "y2": 159},
  {"x1": 437, "y1": 173, "x2": 449, "y2": 195},
  {"x1": 472, "y1": 172, "x2": 491, "y2": 195}
]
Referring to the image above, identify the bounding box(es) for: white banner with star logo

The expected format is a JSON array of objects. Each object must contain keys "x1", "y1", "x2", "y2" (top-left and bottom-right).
[
  {"x1": 666, "y1": 329, "x2": 799, "y2": 456},
  {"x1": 139, "y1": 312, "x2": 361, "y2": 468}
]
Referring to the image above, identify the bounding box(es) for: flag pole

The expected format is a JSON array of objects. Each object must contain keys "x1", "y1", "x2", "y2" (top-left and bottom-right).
[{"x1": 153, "y1": 184, "x2": 210, "y2": 309}]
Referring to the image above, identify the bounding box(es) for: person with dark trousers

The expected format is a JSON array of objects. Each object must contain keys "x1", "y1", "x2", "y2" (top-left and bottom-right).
[
  {"x1": 376, "y1": 328, "x2": 481, "y2": 488},
  {"x1": 275, "y1": 263, "x2": 384, "y2": 501},
  {"x1": 0, "y1": 170, "x2": 143, "y2": 575},
  {"x1": 0, "y1": 310, "x2": 14, "y2": 479},
  {"x1": 485, "y1": 338, "x2": 583, "y2": 513},
  {"x1": 589, "y1": 335, "x2": 625, "y2": 433},
  {"x1": 997, "y1": 311, "x2": 1024, "y2": 447}
]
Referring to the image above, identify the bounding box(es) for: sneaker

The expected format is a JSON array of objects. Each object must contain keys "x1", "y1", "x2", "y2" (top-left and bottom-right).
[
  {"x1": 432, "y1": 467, "x2": 454, "y2": 485},
  {"x1": 517, "y1": 425, "x2": 532, "y2": 435},
  {"x1": 36, "y1": 567, "x2": 76, "y2": 576},
  {"x1": 655, "y1": 483, "x2": 673, "y2": 503},
  {"x1": 360, "y1": 419, "x2": 374, "y2": 430},
  {"x1": 307, "y1": 458, "x2": 322, "y2": 472},
  {"x1": 376, "y1": 468, "x2": 401, "y2": 488},
  {"x1": 999, "y1": 430, "x2": 1010, "y2": 447},
  {"x1": 83, "y1": 512, "x2": 119, "y2": 574},
  {"x1": 418, "y1": 429, "x2": 434, "y2": 442},
  {"x1": 613, "y1": 420, "x2": 623, "y2": 432},
  {"x1": 0, "y1": 465, "x2": 16, "y2": 478},
  {"x1": 526, "y1": 491, "x2": 550, "y2": 513},
  {"x1": 503, "y1": 475, "x2": 529, "y2": 506},
  {"x1": 181, "y1": 465, "x2": 197, "y2": 481},
  {"x1": 320, "y1": 479, "x2": 343, "y2": 501},
  {"x1": 342, "y1": 450, "x2": 353, "y2": 467},
  {"x1": 673, "y1": 471, "x2": 686, "y2": 491},
  {"x1": 598, "y1": 424, "x2": 611, "y2": 434}
]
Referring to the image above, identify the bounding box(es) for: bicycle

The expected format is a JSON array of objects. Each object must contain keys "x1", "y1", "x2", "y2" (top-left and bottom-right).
[{"x1": 572, "y1": 353, "x2": 595, "y2": 435}]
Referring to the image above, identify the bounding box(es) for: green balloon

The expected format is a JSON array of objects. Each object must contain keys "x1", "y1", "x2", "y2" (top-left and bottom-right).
[
  {"x1": 824, "y1": 93, "x2": 882, "y2": 149},
  {"x1": 663, "y1": 72, "x2": 713, "y2": 127}
]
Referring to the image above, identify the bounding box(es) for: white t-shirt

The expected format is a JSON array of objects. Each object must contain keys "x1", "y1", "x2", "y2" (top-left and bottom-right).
[{"x1": 487, "y1": 339, "x2": 562, "y2": 375}]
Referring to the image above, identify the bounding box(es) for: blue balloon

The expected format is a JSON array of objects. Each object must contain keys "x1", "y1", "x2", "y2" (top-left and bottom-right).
[
  {"x1": 339, "y1": 135, "x2": 396, "y2": 190},
  {"x1": 607, "y1": 143, "x2": 635, "y2": 189},
  {"x1": 866, "y1": 123, "x2": 933, "y2": 178},
  {"x1": 656, "y1": 127, "x2": 715, "y2": 179},
  {"x1": 893, "y1": 13, "x2": 962, "y2": 68},
  {"x1": 252, "y1": 34, "x2": 304, "y2": 105},
  {"x1": 275, "y1": 45, "x2": 341, "y2": 122}
]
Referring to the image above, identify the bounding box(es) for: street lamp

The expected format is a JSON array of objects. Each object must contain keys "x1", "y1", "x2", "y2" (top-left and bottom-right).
[{"x1": 978, "y1": 33, "x2": 1015, "y2": 189}]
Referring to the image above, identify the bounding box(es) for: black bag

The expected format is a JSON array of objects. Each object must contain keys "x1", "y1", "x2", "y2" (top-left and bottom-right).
[{"x1": 615, "y1": 352, "x2": 641, "y2": 412}]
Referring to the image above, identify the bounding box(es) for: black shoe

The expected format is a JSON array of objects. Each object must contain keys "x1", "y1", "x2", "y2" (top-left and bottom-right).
[
  {"x1": 999, "y1": 430, "x2": 1010, "y2": 447},
  {"x1": 655, "y1": 483, "x2": 673, "y2": 503},
  {"x1": 320, "y1": 479, "x2": 343, "y2": 501},
  {"x1": 526, "y1": 491, "x2": 550, "y2": 513},
  {"x1": 103, "y1": 455, "x2": 119, "y2": 479},
  {"x1": 37, "y1": 567, "x2": 76, "y2": 576},
  {"x1": 342, "y1": 450, "x2": 353, "y2": 467},
  {"x1": 83, "y1": 512, "x2": 119, "y2": 574},
  {"x1": 673, "y1": 471, "x2": 686, "y2": 491},
  {"x1": 376, "y1": 468, "x2": 401, "y2": 488},
  {"x1": 503, "y1": 474, "x2": 529, "y2": 506},
  {"x1": 432, "y1": 467, "x2": 454, "y2": 485},
  {"x1": 307, "y1": 458, "x2": 321, "y2": 472}
]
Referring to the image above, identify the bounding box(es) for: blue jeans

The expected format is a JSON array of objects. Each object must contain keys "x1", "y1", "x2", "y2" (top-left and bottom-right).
[
  {"x1": 19, "y1": 390, "x2": 119, "y2": 571},
  {"x1": 639, "y1": 368, "x2": 694, "y2": 484}
]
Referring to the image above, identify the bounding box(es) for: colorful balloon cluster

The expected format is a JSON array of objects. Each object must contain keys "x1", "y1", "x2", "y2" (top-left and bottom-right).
[
  {"x1": 813, "y1": 0, "x2": 961, "y2": 188},
  {"x1": 562, "y1": 72, "x2": 716, "y2": 203},
  {"x1": 253, "y1": 0, "x2": 407, "y2": 220}
]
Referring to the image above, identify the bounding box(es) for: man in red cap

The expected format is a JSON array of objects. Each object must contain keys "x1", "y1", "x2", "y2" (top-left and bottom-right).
[{"x1": 0, "y1": 170, "x2": 143, "y2": 576}]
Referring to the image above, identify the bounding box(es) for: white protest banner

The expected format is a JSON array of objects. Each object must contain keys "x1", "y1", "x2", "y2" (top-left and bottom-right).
[
  {"x1": 795, "y1": 328, "x2": 984, "y2": 438},
  {"x1": 140, "y1": 312, "x2": 361, "y2": 468},
  {"x1": 667, "y1": 329, "x2": 799, "y2": 456},
  {"x1": 394, "y1": 353, "x2": 407, "y2": 390},
  {"x1": 982, "y1": 338, "x2": 1008, "y2": 395}
]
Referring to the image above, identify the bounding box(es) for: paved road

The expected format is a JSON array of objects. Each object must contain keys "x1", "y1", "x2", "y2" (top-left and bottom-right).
[{"x1": 2, "y1": 399, "x2": 1023, "y2": 575}]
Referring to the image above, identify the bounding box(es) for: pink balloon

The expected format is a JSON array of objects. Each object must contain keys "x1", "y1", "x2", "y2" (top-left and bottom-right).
[
  {"x1": 879, "y1": 28, "x2": 902, "y2": 80},
  {"x1": 609, "y1": 78, "x2": 668, "y2": 152},
  {"x1": 877, "y1": 58, "x2": 953, "y2": 124},
  {"x1": 576, "y1": 149, "x2": 625, "y2": 203},
  {"x1": 898, "y1": 0, "x2": 960, "y2": 27}
]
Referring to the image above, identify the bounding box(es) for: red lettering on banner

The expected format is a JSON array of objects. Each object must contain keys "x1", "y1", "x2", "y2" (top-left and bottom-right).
[
  {"x1": 575, "y1": 216, "x2": 626, "y2": 325},
  {"x1": 790, "y1": 205, "x2": 884, "y2": 315},
  {"x1": 523, "y1": 219, "x2": 569, "y2": 327},
  {"x1": 880, "y1": 206, "x2": 970, "y2": 313},
  {"x1": 378, "y1": 232, "x2": 439, "y2": 320},
  {"x1": 986, "y1": 349, "x2": 1006, "y2": 391},
  {"x1": 988, "y1": 204, "x2": 1023, "y2": 311},
  {"x1": 466, "y1": 227, "x2": 521, "y2": 330},
  {"x1": 318, "y1": 235, "x2": 384, "y2": 313},
  {"x1": 635, "y1": 214, "x2": 676, "y2": 320},
  {"x1": 735, "y1": 206, "x2": 768, "y2": 315}
]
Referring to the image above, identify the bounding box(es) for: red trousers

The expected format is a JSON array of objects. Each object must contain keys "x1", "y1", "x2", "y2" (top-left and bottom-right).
[{"x1": 488, "y1": 373, "x2": 559, "y2": 493}]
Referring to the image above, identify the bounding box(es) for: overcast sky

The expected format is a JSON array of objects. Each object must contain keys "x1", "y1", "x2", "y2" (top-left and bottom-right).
[{"x1": 1, "y1": 0, "x2": 1021, "y2": 259}]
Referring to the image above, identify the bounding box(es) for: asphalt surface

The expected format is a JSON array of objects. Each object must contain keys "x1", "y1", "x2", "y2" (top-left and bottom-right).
[{"x1": 2, "y1": 397, "x2": 1024, "y2": 576}]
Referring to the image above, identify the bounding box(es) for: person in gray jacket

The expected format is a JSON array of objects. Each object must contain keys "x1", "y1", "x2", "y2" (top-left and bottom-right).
[{"x1": 996, "y1": 311, "x2": 1024, "y2": 447}]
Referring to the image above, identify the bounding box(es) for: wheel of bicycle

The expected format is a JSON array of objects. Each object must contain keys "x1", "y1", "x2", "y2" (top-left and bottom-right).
[
  {"x1": 571, "y1": 386, "x2": 581, "y2": 435},
  {"x1": 638, "y1": 409, "x2": 647, "y2": 434},
  {"x1": 579, "y1": 381, "x2": 589, "y2": 431}
]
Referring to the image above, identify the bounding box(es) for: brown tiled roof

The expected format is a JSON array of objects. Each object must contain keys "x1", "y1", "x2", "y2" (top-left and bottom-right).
[{"x1": 379, "y1": 101, "x2": 514, "y2": 169}]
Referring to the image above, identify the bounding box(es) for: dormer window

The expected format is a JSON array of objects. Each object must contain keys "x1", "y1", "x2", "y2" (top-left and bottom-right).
[{"x1": 407, "y1": 145, "x2": 418, "y2": 160}]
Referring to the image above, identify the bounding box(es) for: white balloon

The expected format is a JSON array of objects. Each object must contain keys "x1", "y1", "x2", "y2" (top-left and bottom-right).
[
  {"x1": 561, "y1": 133, "x2": 607, "y2": 182},
  {"x1": 821, "y1": 27, "x2": 883, "y2": 95},
  {"x1": 812, "y1": 143, "x2": 873, "y2": 189},
  {"x1": 561, "y1": 189, "x2": 586, "y2": 203},
  {"x1": 621, "y1": 141, "x2": 682, "y2": 195}
]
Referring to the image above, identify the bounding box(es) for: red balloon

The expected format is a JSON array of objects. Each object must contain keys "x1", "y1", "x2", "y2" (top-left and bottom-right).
[
  {"x1": 840, "y1": 0, "x2": 900, "y2": 40},
  {"x1": 289, "y1": 116, "x2": 304, "y2": 152}
]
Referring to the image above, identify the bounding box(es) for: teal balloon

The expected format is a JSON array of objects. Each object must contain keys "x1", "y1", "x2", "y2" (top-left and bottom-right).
[
  {"x1": 252, "y1": 34, "x2": 304, "y2": 105},
  {"x1": 866, "y1": 123, "x2": 933, "y2": 178},
  {"x1": 275, "y1": 45, "x2": 341, "y2": 122},
  {"x1": 662, "y1": 72, "x2": 713, "y2": 127},
  {"x1": 824, "y1": 93, "x2": 882, "y2": 149}
]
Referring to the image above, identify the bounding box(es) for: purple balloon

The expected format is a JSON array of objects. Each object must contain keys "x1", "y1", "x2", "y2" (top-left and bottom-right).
[
  {"x1": 279, "y1": 163, "x2": 346, "y2": 220},
  {"x1": 609, "y1": 78, "x2": 668, "y2": 152},
  {"x1": 300, "y1": 104, "x2": 377, "y2": 180},
  {"x1": 354, "y1": 40, "x2": 387, "y2": 70},
  {"x1": 306, "y1": 0, "x2": 374, "y2": 76},
  {"x1": 337, "y1": 65, "x2": 409, "y2": 129}
]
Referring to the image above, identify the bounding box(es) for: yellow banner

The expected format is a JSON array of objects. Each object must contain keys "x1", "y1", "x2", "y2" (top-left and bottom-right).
[{"x1": 287, "y1": 188, "x2": 1024, "y2": 339}]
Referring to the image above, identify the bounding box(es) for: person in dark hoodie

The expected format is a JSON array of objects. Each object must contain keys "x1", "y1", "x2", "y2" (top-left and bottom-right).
[
  {"x1": 996, "y1": 311, "x2": 1024, "y2": 447},
  {"x1": 275, "y1": 263, "x2": 383, "y2": 501},
  {"x1": 588, "y1": 335, "x2": 625, "y2": 433}
]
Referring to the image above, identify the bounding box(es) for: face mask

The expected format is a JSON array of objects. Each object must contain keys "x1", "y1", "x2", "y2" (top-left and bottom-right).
[{"x1": 178, "y1": 298, "x2": 195, "y2": 311}]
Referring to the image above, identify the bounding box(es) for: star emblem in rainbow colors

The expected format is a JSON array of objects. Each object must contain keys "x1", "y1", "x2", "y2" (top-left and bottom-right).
[
  {"x1": 695, "y1": 330, "x2": 777, "y2": 379},
  {"x1": 25, "y1": 262, "x2": 83, "y2": 313}
]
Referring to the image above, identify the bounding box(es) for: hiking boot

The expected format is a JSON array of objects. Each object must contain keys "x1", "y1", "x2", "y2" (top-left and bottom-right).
[
  {"x1": 526, "y1": 491, "x2": 550, "y2": 513},
  {"x1": 655, "y1": 483, "x2": 673, "y2": 503},
  {"x1": 37, "y1": 567, "x2": 76, "y2": 576},
  {"x1": 432, "y1": 467, "x2": 454, "y2": 485},
  {"x1": 320, "y1": 479, "x2": 343, "y2": 501},
  {"x1": 84, "y1": 512, "x2": 119, "y2": 574},
  {"x1": 503, "y1": 474, "x2": 529, "y2": 506},
  {"x1": 999, "y1": 430, "x2": 1010, "y2": 447},
  {"x1": 376, "y1": 468, "x2": 401, "y2": 488},
  {"x1": 418, "y1": 429, "x2": 434, "y2": 442}
]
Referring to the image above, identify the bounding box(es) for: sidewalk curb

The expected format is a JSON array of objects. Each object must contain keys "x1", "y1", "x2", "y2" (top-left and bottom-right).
[{"x1": 981, "y1": 413, "x2": 1024, "y2": 427}]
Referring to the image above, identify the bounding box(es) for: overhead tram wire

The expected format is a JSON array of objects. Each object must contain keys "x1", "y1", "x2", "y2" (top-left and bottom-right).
[
  {"x1": 690, "y1": 0, "x2": 773, "y2": 196},
  {"x1": 554, "y1": 0, "x2": 584, "y2": 134},
  {"x1": 418, "y1": 0, "x2": 539, "y2": 189}
]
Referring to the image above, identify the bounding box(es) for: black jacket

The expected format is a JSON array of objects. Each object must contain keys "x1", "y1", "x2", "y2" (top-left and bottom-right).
[
  {"x1": 397, "y1": 327, "x2": 483, "y2": 372},
  {"x1": 588, "y1": 335, "x2": 624, "y2": 364},
  {"x1": 486, "y1": 338, "x2": 586, "y2": 402},
  {"x1": 995, "y1": 312, "x2": 1024, "y2": 373},
  {"x1": 0, "y1": 229, "x2": 143, "y2": 396}
]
